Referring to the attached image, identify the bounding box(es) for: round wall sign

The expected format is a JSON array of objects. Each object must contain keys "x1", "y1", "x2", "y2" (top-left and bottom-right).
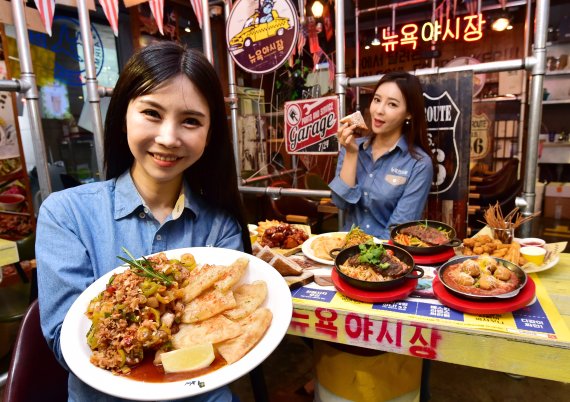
[{"x1": 226, "y1": 0, "x2": 299, "y2": 74}]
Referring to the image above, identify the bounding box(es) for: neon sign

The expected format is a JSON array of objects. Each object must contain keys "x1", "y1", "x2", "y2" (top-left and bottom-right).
[{"x1": 379, "y1": 14, "x2": 486, "y2": 52}]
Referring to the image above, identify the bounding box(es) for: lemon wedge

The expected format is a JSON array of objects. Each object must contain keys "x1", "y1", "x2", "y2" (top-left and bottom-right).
[{"x1": 161, "y1": 343, "x2": 215, "y2": 373}]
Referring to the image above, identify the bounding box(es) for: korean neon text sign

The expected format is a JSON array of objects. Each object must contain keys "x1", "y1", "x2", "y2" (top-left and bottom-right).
[{"x1": 379, "y1": 14, "x2": 486, "y2": 52}]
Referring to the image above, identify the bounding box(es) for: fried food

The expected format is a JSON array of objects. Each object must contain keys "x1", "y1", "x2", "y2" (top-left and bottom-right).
[
  {"x1": 215, "y1": 257, "x2": 249, "y2": 292},
  {"x1": 216, "y1": 307, "x2": 273, "y2": 364},
  {"x1": 182, "y1": 288, "x2": 236, "y2": 323},
  {"x1": 461, "y1": 235, "x2": 522, "y2": 265},
  {"x1": 223, "y1": 281, "x2": 268, "y2": 320},
  {"x1": 182, "y1": 263, "x2": 226, "y2": 302},
  {"x1": 172, "y1": 315, "x2": 243, "y2": 348},
  {"x1": 340, "y1": 111, "x2": 368, "y2": 130}
]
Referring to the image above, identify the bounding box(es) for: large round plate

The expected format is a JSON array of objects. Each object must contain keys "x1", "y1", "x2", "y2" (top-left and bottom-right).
[
  {"x1": 60, "y1": 247, "x2": 293, "y2": 401},
  {"x1": 523, "y1": 255, "x2": 560, "y2": 274},
  {"x1": 302, "y1": 232, "x2": 382, "y2": 265},
  {"x1": 301, "y1": 232, "x2": 348, "y2": 265}
]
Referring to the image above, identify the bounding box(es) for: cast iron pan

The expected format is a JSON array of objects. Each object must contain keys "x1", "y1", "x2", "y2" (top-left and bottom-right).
[
  {"x1": 332, "y1": 243, "x2": 423, "y2": 291},
  {"x1": 390, "y1": 220, "x2": 462, "y2": 256},
  {"x1": 437, "y1": 255, "x2": 528, "y2": 300}
]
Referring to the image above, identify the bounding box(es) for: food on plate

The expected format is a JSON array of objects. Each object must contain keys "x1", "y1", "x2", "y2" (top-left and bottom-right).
[
  {"x1": 340, "y1": 111, "x2": 368, "y2": 131},
  {"x1": 85, "y1": 249, "x2": 271, "y2": 376},
  {"x1": 395, "y1": 223, "x2": 451, "y2": 247},
  {"x1": 182, "y1": 287, "x2": 236, "y2": 323},
  {"x1": 441, "y1": 256, "x2": 522, "y2": 296},
  {"x1": 160, "y1": 343, "x2": 215, "y2": 373},
  {"x1": 338, "y1": 241, "x2": 410, "y2": 282},
  {"x1": 461, "y1": 235, "x2": 526, "y2": 266},
  {"x1": 268, "y1": 254, "x2": 304, "y2": 276},
  {"x1": 216, "y1": 307, "x2": 273, "y2": 364},
  {"x1": 342, "y1": 225, "x2": 374, "y2": 248},
  {"x1": 310, "y1": 233, "x2": 345, "y2": 261},
  {"x1": 223, "y1": 281, "x2": 268, "y2": 320},
  {"x1": 258, "y1": 221, "x2": 309, "y2": 249},
  {"x1": 252, "y1": 245, "x2": 304, "y2": 277}
]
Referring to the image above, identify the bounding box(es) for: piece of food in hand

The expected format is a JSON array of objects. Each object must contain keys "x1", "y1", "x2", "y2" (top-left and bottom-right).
[
  {"x1": 223, "y1": 280, "x2": 268, "y2": 320},
  {"x1": 269, "y1": 254, "x2": 304, "y2": 276},
  {"x1": 160, "y1": 343, "x2": 215, "y2": 373},
  {"x1": 216, "y1": 308, "x2": 273, "y2": 364},
  {"x1": 173, "y1": 315, "x2": 243, "y2": 348},
  {"x1": 340, "y1": 111, "x2": 368, "y2": 130}
]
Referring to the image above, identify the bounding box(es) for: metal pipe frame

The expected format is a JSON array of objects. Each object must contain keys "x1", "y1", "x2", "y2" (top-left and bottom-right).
[
  {"x1": 201, "y1": 0, "x2": 214, "y2": 62},
  {"x1": 0, "y1": 79, "x2": 29, "y2": 92},
  {"x1": 76, "y1": 0, "x2": 105, "y2": 178},
  {"x1": 239, "y1": 185, "x2": 331, "y2": 199},
  {"x1": 225, "y1": 0, "x2": 240, "y2": 178},
  {"x1": 10, "y1": 0, "x2": 52, "y2": 199}
]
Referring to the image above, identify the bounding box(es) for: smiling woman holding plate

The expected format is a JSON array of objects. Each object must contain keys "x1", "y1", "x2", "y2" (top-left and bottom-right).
[{"x1": 36, "y1": 42, "x2": 252, "y2": 402}]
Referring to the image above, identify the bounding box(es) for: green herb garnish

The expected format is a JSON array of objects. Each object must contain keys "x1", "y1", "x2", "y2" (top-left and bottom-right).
[
  {"x1": 358, "y1": 241, "x2": 390, "y2": 269},
  {"x1": 117, "y1": 247, "x2": 173, "y2": 286}
]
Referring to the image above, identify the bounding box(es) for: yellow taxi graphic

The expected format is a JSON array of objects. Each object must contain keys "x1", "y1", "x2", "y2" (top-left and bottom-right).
[{"x1": 229, "y1": 10, "x2": 290, "y2": 49}]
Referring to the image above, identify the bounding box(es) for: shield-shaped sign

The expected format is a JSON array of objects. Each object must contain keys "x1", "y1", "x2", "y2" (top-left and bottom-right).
[
  {"x1": 226, "y1": 0, "x2": 299, "y2": 74},
  {"x1": 424, "y1": 91, "x2": 460, "y2": 194}
]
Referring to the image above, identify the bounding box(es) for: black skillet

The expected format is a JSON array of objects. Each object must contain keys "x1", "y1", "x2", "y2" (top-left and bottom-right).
[
  {"x1": 437, "y1": 255, "x2": 528, "y2": 301},
  {"x1": 389, "y1": 220, "x2": 462, "y2": 256},
  {"x1": 332, "y1": 243, "x2": 423, "y2": 291}
]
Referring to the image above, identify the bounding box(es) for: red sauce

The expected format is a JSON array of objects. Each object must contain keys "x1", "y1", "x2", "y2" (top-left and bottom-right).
[
  {"x1": 122, "y1": 352, "x2": 227, "y2": 383},
  {"x1": 442, "y1": 263, "x2": 520, "y2": 296}
]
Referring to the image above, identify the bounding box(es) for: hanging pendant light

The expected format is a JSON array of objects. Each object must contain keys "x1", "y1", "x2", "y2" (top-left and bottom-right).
[{"x1": 371, "y1": 0, "x2": 380, "y2": 46}]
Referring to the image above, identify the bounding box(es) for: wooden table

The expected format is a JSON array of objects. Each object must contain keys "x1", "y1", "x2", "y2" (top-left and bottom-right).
[{"x1": 287, "y1": 254, "x2": 570, "y2": 383}]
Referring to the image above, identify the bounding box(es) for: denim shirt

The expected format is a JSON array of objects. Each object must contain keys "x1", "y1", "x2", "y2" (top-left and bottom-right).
[
  {"x1": 36, "y1": 171, "x2": 241, "y2": 402},
  {"x1": 329, "y1": 136, "x2": 433, "y2": 240}
]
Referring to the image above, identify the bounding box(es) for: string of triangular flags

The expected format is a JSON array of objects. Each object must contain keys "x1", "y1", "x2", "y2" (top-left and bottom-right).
[{"x1": 31, "y1": 0, "x2": 203, "y2": 37}]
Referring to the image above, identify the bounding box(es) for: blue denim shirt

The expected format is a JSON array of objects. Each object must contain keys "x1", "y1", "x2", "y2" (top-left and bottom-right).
[
  {"x1": 36, "y1": 171, "x2": 241, "y2": 402},
  {"x1": 329, "y1": 136, "x2": 433, "y2": 240}
]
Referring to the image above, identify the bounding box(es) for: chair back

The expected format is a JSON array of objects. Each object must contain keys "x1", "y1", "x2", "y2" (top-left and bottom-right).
[
  {"x1": 267, "y1": 180, "x2": 319, "y2": 227},
  {"x1": 2, "y1": 299, "x2": 68, "y2": 402}
]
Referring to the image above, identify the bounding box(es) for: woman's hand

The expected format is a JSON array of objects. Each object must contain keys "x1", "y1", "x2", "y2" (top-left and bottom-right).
[{"x1": 337, "y1": 123, "x2": 360, "y2": 154}]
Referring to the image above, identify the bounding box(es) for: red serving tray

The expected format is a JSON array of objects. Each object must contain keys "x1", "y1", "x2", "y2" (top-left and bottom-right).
[
  {"x1": 331, "y1": 269, "x2": 418, "y2": 303},
  {"x1": 432, "y1": 276, "x2": 536, "y2": 315}
]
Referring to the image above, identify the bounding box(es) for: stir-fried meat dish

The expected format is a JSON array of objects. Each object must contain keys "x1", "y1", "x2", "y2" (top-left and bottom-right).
[
  {"x1": 259, "y1": 223, "x2": 309, "y2": 249},
  {"x1": 339, "y1": 242, "x2": 410, "y2": 282},
  {"x1": 399, "y1": 224, "x2": 449, "y2": 246}
]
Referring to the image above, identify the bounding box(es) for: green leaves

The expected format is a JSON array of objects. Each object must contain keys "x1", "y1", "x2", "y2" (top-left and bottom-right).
[
  {"x1": 117, "y1": 247, "x2": 173, "y2": 286},
  {"x1": 357, "y1": 241, "x2": 390, "y2": 269}
]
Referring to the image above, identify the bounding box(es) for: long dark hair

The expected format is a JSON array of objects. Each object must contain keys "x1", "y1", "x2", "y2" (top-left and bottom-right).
[
  {"x1": 372, "y1": 71, "x2": 432, "y2": 161},
  {"x1": 104, "y1": 42, "x2": 251, "y2": 252}
]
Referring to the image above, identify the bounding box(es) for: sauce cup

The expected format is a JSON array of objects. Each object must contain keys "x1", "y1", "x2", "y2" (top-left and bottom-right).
[
  {"x1": 517, "y1": 237, "x2": 546, "y2": 248},
  {"x1": 520, "y1": 246, "x2": 547, "y2": 265}
]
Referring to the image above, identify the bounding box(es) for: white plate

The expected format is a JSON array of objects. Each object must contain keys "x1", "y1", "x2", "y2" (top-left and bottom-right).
[
  {"x1": 523, "y1": 255, "x2": 560, "y2": 274},
  {"x1": 302, "y1": 232, "x2": 347, "y2": 265},
  {"x1": 302, "y1": 232, "x2": 382, "y2": 265},
  {"x1": 60, "y1": 247, "x2": 293, "y2": 401}
]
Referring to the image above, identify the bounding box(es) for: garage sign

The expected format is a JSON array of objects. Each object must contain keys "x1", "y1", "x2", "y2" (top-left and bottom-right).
[
  {"x1": 284, "y1": 96, "x2": 339, "y2": 155},
  {"x1": 226, "y1": 0, "x2": 299, "y2": 74}
]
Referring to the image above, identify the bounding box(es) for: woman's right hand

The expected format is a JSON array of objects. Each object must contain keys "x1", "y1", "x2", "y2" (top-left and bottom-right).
[{"x1": 337, "y1": 122, "x2": 360, "y2": 154}]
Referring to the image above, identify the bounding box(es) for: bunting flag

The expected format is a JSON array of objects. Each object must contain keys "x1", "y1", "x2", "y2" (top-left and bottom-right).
[
  {"x1": 149, "y1": 0, "x2": 164, "y2": 35},
  {"x1": 189, "y1": 0, "x2": 203, "y2": 29},
  {"x1": 33, "y1": 0, "x2": 56, "y2": 36},
  {"x1": 98, "y1": 0, "x2": 119, "y2": 36}
]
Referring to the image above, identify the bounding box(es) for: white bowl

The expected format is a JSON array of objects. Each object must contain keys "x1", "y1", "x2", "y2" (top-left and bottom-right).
[{"x1": 517, "y1": 237, "x2": 546, "y2": 248}]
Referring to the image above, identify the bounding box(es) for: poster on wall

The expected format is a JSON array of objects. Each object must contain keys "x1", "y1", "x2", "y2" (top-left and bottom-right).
[
  {"x1": 226, "y1": 0, "x2": 299, "y2": 74},
  {"x1": 420, "y1": 72, "x2": 473, "y2": 237},
  {"x1": 284, "y1": 96, "x2": 339, "y2": 155}
]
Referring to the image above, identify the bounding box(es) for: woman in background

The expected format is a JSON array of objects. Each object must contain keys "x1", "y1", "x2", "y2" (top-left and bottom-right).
[
  {"x1": 36, "y1": 42, "x2": 249, "y2": 402},
  {"x1": 318, "y1": 72, "x2": 434, "y2": 402},
  {"x1": 329, "y1": 71, "x2": 434, "y2": 240}
]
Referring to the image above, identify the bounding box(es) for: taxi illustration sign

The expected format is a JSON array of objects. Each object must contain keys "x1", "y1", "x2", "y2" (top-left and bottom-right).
[
  {"x1": 284, "y1": 96, "x2": 339, "y2": 155},
  {"x1": 226, "y1": 0, "x2": 299, "y2": 74}
]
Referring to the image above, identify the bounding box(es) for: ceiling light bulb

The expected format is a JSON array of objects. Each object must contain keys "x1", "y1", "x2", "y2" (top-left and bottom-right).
[
  {"x1": 492, "y1": 16, "x2": 510, "y2": 32},
  {"x1": 311, "y1": 1, "x2": 324, "y2": 18},
  {"x1": 185, "y1": 26, "x2": 191, "y2": 33},
  {"x1": 365, "y1": 44, "x2": 371, "y2": 50},
  {"x1": 371, "y1": 27, "x2": 380, "y2": 46}
]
